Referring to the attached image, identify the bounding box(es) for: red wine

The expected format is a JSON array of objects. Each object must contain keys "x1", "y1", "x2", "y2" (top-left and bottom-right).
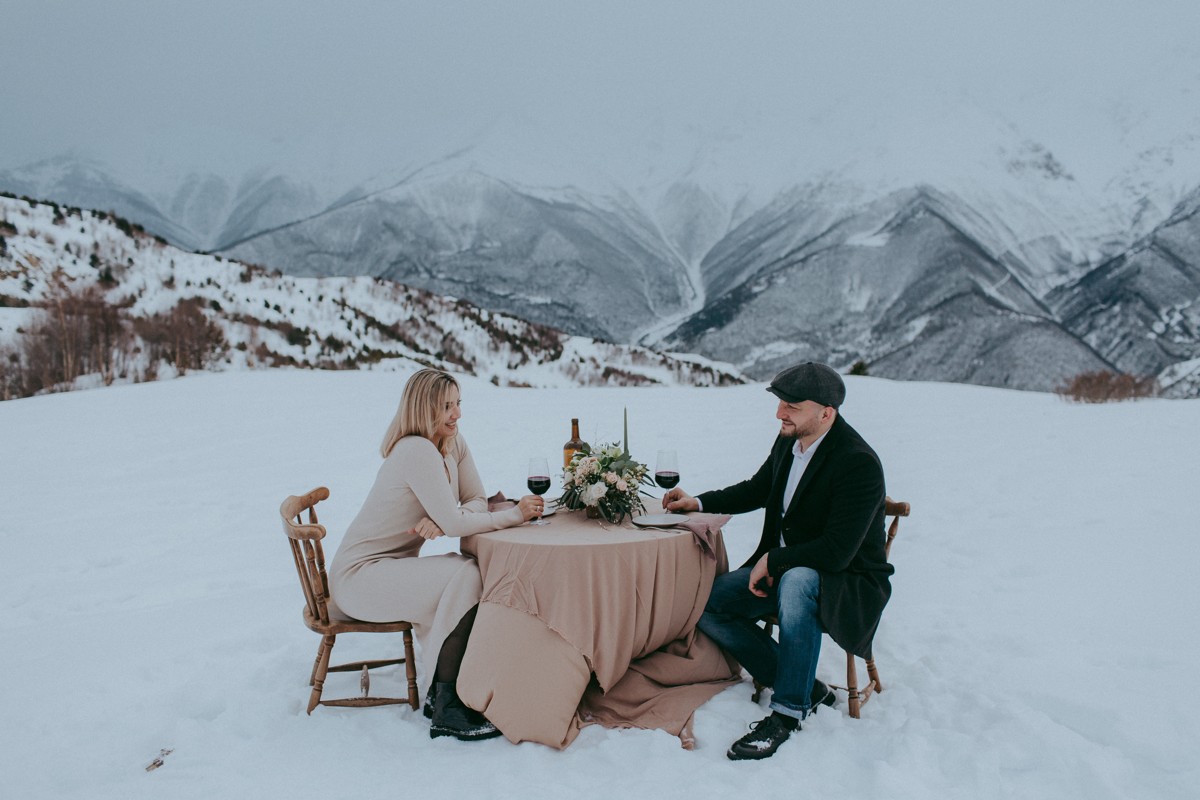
[
  {"x1": 654, "y1": 471, "x2": 680, "y2": 489},
  {"x1": 527, "y1": 476, "x2": 551, "y2": 495}
]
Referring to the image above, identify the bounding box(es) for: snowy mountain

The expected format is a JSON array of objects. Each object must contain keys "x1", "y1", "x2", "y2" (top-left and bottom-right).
[
  {"x1": 1047, "y1": 187, "x2": 1200, "y2": 398},
  {"x1": 215, "y1": 156, "x2": 1200, "y2": 395},
  {"x1": 5, "y1": 128, "x2": 1200, "y2": 396},
  {"x1": 0, "y1": 158, "x2": 331, "y2": 254},
  {"x1": 0, "y1": 193, "x2": 742, "y2": 397}
]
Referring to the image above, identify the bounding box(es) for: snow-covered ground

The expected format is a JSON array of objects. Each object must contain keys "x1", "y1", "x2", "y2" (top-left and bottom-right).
[{"x1": 1, "y1": 370, "x2": 1197, "y2": 799}]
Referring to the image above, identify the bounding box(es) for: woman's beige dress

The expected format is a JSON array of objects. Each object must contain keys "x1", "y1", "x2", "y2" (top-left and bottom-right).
[{"x1": 329, "y1": 434, "x2": 524, "y2": 698}]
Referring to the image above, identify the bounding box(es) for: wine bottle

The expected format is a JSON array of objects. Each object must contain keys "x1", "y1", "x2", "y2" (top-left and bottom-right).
[{"x1": 563, "y1": 418, "x2": 585, "y2": 469}]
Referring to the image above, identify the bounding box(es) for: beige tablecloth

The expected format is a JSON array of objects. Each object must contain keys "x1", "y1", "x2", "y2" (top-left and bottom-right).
[{"x1": 457, "y1": 504, "x2": 739, "y2": 748}]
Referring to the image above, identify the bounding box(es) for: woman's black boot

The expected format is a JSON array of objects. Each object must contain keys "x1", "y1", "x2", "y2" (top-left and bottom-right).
[{"x1": 428, "y1": 681, "x2": 502, "y2": 741}]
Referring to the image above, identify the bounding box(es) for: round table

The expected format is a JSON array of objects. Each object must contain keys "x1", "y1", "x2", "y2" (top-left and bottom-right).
[{"x1": 457, "y1": 505, "x2": 738, "y2": 748}]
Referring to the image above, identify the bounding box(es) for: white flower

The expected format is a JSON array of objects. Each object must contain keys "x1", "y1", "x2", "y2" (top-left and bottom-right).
[
  {"x1": 616, "y1": 478, "x2": 628, "y2": 492},
  {"x1": 606, "y1": 445, "x2": 622, "y2": 458},
  {"x1": 584, "y1": 482, "x2": 609, "y2": 505}
]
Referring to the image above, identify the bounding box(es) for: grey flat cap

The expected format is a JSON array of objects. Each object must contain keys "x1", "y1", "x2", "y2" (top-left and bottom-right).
[{"x1": 766, "y1": 362, "x2": 846, "y2": 408}]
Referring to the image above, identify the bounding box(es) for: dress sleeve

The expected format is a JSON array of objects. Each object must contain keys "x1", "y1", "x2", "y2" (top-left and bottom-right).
[
  {"x1": 394, "y1": 437, "x2": 524, "y2": 537},
  {"x1": 454, "y1": 436, "x2": 489, "y2": 513}
]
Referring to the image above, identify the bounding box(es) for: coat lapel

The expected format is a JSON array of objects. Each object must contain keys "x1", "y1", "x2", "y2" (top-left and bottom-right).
[
  {"x1": 782, "y1": 417, "x2": 842, "y2": 520},
  {"x1": 768, "y1": 438, "x2": 794, "y2": 516}
]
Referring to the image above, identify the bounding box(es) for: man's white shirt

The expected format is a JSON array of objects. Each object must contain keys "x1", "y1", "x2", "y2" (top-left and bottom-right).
[{"x1": 779, "y1": 431, "x2": 828, "y2": 544}]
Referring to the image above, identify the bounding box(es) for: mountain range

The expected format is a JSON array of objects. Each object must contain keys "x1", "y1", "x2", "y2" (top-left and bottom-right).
[{"x1": 3, "y1": 138, "x2": 1199, "y2": 398}]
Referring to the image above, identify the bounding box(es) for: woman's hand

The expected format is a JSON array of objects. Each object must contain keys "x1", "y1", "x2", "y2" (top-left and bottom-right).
[
  {"x1": 516, "y1": 495, "x2": 544, "y2": 522},
  {"x1": 411, "y1": 517, "x2": 444, "y2": 540}
]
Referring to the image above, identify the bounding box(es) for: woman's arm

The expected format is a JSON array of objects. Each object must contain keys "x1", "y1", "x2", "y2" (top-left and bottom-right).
[
  {"x1": 393, "y1": 437, "x2": 524, "y2": 537},
  {"x1": 453, "y1": 436, "x2": 489, "y2": 513}
]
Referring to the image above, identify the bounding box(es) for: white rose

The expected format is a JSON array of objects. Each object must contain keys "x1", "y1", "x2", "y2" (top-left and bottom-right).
[{"x1": 584, "y1": 482, "x2": 609, "y2": 505}]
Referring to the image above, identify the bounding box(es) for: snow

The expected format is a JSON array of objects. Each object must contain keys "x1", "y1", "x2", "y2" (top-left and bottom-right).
[{"x1": 2, "y1": 370, "x2": 1197, "y2": 798}]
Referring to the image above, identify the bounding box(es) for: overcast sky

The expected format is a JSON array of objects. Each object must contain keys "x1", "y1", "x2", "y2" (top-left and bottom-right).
[{"x1": 2, "y1": 0, "x2": 1199, "y2": 192}]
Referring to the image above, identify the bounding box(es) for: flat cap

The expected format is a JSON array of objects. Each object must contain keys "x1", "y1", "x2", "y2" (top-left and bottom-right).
[{"x1": 766, "y1": 361, "x2": 846, "y2": 408}]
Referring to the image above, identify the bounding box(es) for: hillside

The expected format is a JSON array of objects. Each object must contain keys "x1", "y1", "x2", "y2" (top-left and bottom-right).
[{"x1": 0, "y1": 193, "x2": 742, "y2": 399}]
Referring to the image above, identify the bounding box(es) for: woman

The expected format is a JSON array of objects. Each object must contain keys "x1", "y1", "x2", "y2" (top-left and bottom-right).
[{"x1": 329, "y1": 368, "x2": 542, "y2": 740}]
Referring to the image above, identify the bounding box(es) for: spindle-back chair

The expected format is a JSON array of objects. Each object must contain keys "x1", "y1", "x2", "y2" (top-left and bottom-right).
[
  {"x1": 281, "y1": 486, "x2": 419, "y2": 713},
  {"x1": 751, "y1": 496, "x2": 910, "y2": 718}
]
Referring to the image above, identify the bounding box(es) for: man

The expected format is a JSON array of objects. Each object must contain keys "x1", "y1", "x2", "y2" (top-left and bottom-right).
[{"x1": 663, "y1": 361, "x2": 893, "y2": 760}]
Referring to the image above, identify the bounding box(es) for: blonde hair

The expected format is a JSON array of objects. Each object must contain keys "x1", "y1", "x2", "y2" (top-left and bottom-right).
[{"x1": 380, "y1": 369, "x2": 460, "y2": 458}]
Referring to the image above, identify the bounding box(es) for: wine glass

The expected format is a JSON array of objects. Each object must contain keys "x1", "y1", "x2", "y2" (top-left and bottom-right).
[
  {"x1": 654, "y1": 450, "x2": 680, "y2": 493},
  {"x1": 527, "y1": 457, "x2": 551, "y2": 525}
]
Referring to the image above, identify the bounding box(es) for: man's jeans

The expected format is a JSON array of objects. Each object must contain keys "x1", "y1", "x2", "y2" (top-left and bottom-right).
[{"x1": 697, "y1": 565, "x2": 822, "y2": 721}]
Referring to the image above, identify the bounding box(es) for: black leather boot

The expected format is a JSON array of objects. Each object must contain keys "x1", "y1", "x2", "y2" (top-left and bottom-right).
[
  {"x1": 811, "y1": 678, "x2": 837, "y2": 710},
  {"x1": 428, "y1": 682, "x2": 502, "y2": 741},
  {"x1": 423, "y1": 683, "x2": 437, "y2": 719},
  {"x1": 727, "y1": 712, "x2": 799, "y2": 760}
]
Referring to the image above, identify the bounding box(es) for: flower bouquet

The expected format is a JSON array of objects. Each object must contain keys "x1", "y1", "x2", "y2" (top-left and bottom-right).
[{"x1": 557, "y1": 411, "x2": 651, "y2": 524}]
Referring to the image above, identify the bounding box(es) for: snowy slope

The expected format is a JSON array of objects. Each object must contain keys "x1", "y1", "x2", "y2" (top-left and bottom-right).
[{"x1": 0, "y1": 194, "x2": 742, "y2": 393}]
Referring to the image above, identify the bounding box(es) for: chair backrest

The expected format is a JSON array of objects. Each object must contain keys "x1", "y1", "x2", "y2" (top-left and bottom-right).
[
  {"x1": 280, "y1": 487, "x2": 334, "y2": 626},
  {"x1": 883, "y1": 496, "x2": 910, "y2": 560}
]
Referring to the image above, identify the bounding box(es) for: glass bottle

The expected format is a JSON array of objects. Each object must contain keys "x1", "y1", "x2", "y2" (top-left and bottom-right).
[{"x1": 563, "y1": 418, "x2": 585, "y2": 469}]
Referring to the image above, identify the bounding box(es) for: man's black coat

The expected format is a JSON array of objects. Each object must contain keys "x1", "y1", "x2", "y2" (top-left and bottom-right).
[{"x1": 697, "y1": 414, "x2": 893, "y2": 657}]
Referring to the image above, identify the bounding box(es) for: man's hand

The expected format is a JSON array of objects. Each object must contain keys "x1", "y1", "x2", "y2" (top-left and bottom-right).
[
  {"x1": 748, "y1": 552, "x2": 773, "y2": 597},
  {"x1": 662, "y1": 487, "x2": 700, "y2": 513},
  {"x1": 412, "y1": 517, "x2": 444, "y2": 540}
]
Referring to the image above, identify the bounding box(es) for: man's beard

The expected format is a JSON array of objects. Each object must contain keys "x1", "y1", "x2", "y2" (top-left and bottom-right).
[{"x1": 781, "y1": 419, "x2": 819, "y2": 440}]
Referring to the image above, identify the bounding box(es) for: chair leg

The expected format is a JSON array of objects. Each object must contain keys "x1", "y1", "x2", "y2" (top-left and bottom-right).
[
  {"x1": 308, "y1": 634, "x2": 335, "y2": 715},
  {"x1": 309, "y1": 636, "x2": 328, "y2": 686},
  {"x1": 846, "y1": 651, "x2": 861, "y2": 719},
  {"x1": 402, "y1": 629, "x2": 419, "y2": 709},
  {"x1": 866, "y1": 658, "x2": 883, "y2": 694}
]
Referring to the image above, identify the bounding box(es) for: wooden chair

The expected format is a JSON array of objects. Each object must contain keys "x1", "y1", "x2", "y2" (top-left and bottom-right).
[
  {"x1": 281, "y1": 486, "x2": 420, "y2": 713},
  {"x1": 751, "y1": 497, "x2": 910, "y2": 719}
]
